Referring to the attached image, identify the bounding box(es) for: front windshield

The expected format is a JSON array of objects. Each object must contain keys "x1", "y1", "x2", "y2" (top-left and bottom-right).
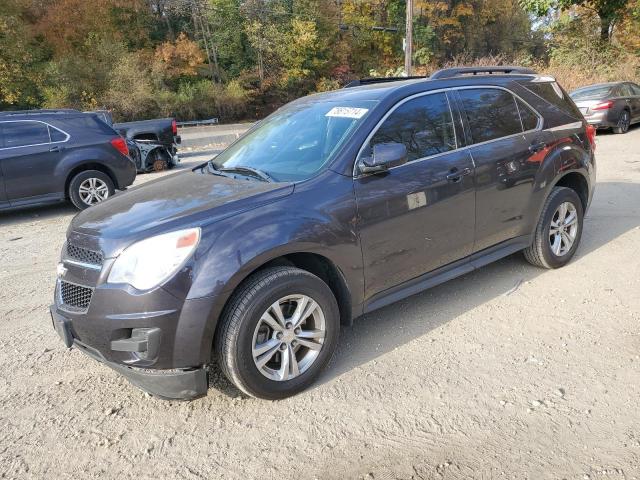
[
  {"x1": 571, "y1": 85, "x2": 613, "y2": 100},
  {"x1": 211, "y1": 99, "x2": 377, "y2": 182}
]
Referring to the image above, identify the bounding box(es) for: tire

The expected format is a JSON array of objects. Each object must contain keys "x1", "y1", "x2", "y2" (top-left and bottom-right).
[
  {"x1": 613, "y1": 110, "x2": 630, "y2": 134},
  {"x1": 68, "y1": 170, "x2": 115, "y2": 210},
  {"x1": 215, "y1": 266, "x2": 340, "y2": 400},
  {"x1": 523, "y1": 186, "x2": 584, "y2": 269}
]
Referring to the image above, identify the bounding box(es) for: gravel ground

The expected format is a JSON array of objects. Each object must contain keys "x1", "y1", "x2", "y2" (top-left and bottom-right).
[{"x1": 1, "y1": 128, "x2": 639, "y2": 480}]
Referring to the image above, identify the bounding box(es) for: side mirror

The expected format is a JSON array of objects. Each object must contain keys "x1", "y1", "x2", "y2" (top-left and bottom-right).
[{"x1": 360, "y1": 142, "x2": 408, "y2": 174}]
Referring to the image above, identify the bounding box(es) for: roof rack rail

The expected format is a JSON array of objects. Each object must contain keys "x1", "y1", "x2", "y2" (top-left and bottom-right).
[
  {"x1": 0, "y1": 108, "x2": 81, "y2": 117},
  {"x1": 429, "y1": 66, "x2": 536, "y2": 80},
  {"x1": 344, "y1": 76, "x2": 425, "y2": 88}
]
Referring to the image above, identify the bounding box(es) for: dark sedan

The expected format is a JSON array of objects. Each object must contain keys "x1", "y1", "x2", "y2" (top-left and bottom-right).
[{"x1": 570, "y1": 81, "x2": 640, "y2": 133}]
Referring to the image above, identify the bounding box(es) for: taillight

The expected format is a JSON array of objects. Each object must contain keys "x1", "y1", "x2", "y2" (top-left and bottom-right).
[
  {"x1": 110, "y1": 137, "x2": 129, "y2": 157},
  {"x1": 591, "y1": 100, "x2": 613, "y2": 111},
  {"x1": 586, "y1": 124, "x2": 596, "y2": 151},
  {"x1": 171, "y1": 119, "x2": 177, "y2": 135}
]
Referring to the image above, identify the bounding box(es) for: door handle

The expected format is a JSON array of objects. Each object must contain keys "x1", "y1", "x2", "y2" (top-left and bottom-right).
[
  {"x1": 445, "y1": 167, "x2": 471, "y2": 183},
  {"x1": 528, "y1": 142, "x2": 547, "y2": 153},
  {"x1": 49, "y1": 145, "x2": 64, "y2": 152}
]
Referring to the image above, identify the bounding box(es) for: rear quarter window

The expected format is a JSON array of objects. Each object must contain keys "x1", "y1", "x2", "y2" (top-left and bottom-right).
[
  {"x1": 49, "y1": 126, "x2": 67, "y2": 142},
  {"x1": 516, "y1": 98, "x2": 540, "y2": 131},
  {"x1": 65, "y1": 115, "x2": 117, "y2": 136},
  {"x1": 524, "y1": 81, "x2": 582, "y2": 120}
]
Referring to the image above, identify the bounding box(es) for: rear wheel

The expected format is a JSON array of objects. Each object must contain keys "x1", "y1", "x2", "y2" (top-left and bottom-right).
[
  {"x1": 523, "y1": 187, "x2": 583, "y2": 269},
  {"x1": 215, "y1": 267, "x2": 340, "y2": 400},
  {"x1": 148, "y1": 149, "x2": 171, "y2": 172},
  {"x1": 613, "y1": 110, "x2": 630, "y2": 134},
  {"x1": 68, "y1": 170, "x2": 115, "y2": 210}
]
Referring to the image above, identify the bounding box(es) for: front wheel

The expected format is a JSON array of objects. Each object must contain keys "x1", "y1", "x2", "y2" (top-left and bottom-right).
[
  {"x1": 215, "y1": 267, "x2": 340, "y2": 400},
  {"x1": 523, "y1": 186, "x2": 584, "y2": 269},
  {"x1": 68, "y1": 170, "x2": 115, "y2": 210}
]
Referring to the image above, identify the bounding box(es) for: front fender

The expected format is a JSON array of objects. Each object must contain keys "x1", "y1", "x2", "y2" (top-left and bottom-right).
[{"x1": 183, "y1": 172, "x2": 363, "y2": 362}]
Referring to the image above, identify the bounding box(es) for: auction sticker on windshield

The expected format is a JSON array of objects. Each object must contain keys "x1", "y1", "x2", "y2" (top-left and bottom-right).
[{"x1": 325, "y1": 107, "x2": 369, "y2": 119}]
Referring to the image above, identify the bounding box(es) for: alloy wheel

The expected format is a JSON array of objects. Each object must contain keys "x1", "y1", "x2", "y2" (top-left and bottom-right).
[
  {"x1": 619, "y1": 111, "x2": 630, "y2": 133},
  {"x1": 549, "y1": 201, "x2": 578, "y2": 256},
  {"x1": 78, "y1": 178, "x2": 110, "y2": 205},
  {"x1": 251, "y1": 294, "x2": 326, "y2": 381}
]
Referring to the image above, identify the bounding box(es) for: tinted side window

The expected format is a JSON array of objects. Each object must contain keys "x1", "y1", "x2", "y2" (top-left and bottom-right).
[
  {"x1": 516, "y1": 98, "x2": 539, "y2": 131},
  {"x1": 630, "y1": 83, "x2": 640, "y2": 96},
  {"x1": 1, "y1": 121, "x2": 50, "y2": 148},
  {"x1": 525, "y1": 81, "x2": 581, "y2": 119},
  {"x1": 364, "y1": 92, "x2": 456, "y2": 162},
  {"x1": 458, "y1": 89, "x2": 522, "y2": 144}
]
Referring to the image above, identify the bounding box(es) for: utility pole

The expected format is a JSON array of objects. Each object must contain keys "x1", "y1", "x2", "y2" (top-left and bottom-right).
[{"x1": 404, "y1": 0, "x2": 413, "y2": 76}]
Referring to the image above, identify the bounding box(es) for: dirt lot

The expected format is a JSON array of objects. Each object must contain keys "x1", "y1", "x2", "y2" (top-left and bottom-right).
[{"x1": 1, "y1": 128, "x2": 639, "y2": 480}]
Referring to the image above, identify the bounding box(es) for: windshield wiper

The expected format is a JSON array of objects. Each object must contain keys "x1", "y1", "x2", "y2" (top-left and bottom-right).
[
  {"x1": 219, "y1": 166, "x2": 273, "y2": 182},
  {"x1": 206, "y1": 160, "x2": 227, "y2": 177}
]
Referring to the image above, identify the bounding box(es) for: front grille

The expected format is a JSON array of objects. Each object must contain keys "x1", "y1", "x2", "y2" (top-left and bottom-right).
[
  {"x1": 60, "y1": 281, "x2": 93, "y2": 310},
  {"x1": 66, "y1": 243, "x2": 103, "y2": 266}
]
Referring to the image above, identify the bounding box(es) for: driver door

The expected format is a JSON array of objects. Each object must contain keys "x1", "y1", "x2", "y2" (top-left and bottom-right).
[{"x1": 353, "y1": 91, "x2": 476, "y2": 300}]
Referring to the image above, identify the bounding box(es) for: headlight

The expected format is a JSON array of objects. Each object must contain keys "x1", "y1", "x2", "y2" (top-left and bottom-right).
[{"x1": 108, "y1": 228, "x2": 200, "y2": 290}]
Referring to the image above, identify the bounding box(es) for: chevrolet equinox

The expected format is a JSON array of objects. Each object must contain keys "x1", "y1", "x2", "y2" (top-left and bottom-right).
[{"x1": 51, "y1": 67, "x2": 596, "y2": 400}]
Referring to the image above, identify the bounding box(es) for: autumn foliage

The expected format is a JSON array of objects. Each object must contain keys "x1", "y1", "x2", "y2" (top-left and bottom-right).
[{"x1": 1, "y1": 0, "x2": 638, "y2": 121}]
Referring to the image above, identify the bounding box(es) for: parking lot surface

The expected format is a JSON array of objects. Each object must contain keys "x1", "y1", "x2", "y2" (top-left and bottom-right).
[{"x1": 1, "y1": 128, "x2": 639, "y2": 479}]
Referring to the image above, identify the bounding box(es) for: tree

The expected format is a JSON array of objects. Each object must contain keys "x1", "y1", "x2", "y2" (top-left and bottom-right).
[
  {"x1": 0, "y1": 0, "x2": 45, "y2": 109},
  {"x1": 520, "y1": 0, "x2": 629, "y2": 41},
  {"x1": 154, "y1": 32, "x2": 206, "y2": 79}
]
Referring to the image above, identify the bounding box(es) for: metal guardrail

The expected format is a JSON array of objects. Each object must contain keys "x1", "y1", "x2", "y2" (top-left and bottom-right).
[{"x1": 176, "y1": 118, "x2": 220, "y2": 127}]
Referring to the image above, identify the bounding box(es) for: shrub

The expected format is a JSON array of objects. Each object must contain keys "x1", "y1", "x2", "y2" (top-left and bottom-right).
[{"x1": 155, "y1": 79, "x2": 250, "y2": 122}]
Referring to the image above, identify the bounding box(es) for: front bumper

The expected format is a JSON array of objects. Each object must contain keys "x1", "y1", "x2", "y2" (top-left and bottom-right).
[{"x1": 51, "y1": 305, "x2": 208, "y2": 400}]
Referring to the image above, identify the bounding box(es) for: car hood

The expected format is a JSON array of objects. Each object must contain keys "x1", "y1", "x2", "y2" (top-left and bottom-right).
[{"x1": 69, "y1": 169, "x2": 294, "y2": 255}]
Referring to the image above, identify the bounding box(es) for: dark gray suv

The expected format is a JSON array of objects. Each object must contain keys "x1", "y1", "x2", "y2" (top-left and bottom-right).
[
  {"x1": 51, "y1": 67, "x2": 596, "y2": 400},
  {"x1": 0, "y1": 110, "x2": 136, "y2": 210}
]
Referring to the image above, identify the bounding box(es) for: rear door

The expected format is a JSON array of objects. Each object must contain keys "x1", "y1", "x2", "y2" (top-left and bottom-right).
[
  {"x1": 0, "y1": 121, "x2": 67, "y2": 203},
  {"x1": 623, "y1": 83, "x2": 640, "y2": 122},
  {"x1": 454, "y1": 87, "x2": 550, "y2": 252},
  {"x1": 354, "y1": 91, "x2": 476, "y2": 299}
]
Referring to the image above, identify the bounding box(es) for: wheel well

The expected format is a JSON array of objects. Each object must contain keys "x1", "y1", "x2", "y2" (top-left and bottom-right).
[
  {"x1": 133, "y1": 133, "x2": 159, "y2": 142},
  {"x1": 235, "y1": 253, "x2": 353, "y2": 326},
  {"x1": 555, "y1": 172, "x2": 588, "y2": 211},
  {"x1": 65, "y1": 163, "x2": 118, "y2": 197}
]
